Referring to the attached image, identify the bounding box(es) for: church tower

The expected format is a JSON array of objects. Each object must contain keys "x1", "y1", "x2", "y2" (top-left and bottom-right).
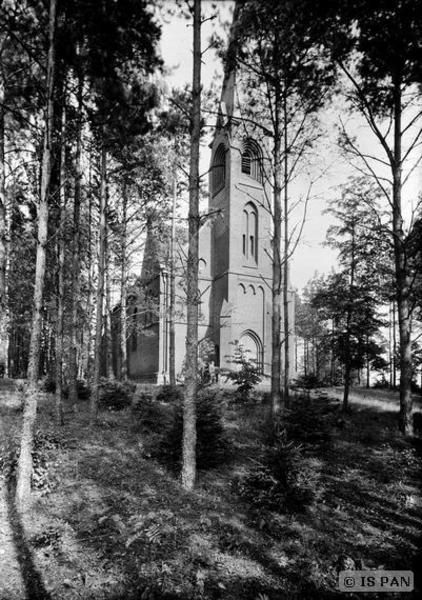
[{"x1": 207, "y1": 69, "x2": 274, "y2": 373}]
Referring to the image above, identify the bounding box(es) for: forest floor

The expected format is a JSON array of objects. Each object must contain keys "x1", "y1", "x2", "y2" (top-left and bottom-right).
[{"x1": 0, "y1": 381, "x2": 421, "y2": 600}]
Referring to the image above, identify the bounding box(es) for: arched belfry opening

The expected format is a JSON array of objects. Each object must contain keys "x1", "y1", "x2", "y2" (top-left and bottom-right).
[{"x1": 241, "y1": 138, "x2": 263, "y2": 183}]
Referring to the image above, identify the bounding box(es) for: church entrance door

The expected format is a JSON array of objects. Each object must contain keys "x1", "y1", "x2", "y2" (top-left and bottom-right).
[{"x1": 239, "y1": 331, "x2": 262, "y2": 372}]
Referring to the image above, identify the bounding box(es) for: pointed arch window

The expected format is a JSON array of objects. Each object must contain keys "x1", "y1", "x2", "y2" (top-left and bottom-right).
[
  {"x1": 131, "y1": 307, "x2": 138, "y2": 351},
  {"x1": 211, "y1": 143, "x2": 226, "y2": 196},
  {"x1": 241, "y1": 139, "x2": 262, "y2": 183},
  {"x1": 242, "y1": 202, "x2": 258, "y2": 262}
]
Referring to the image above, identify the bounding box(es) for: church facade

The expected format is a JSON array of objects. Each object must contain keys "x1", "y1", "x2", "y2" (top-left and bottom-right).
[{"x1": 123, "y1": 71, "x2": 295, "y2": 384}]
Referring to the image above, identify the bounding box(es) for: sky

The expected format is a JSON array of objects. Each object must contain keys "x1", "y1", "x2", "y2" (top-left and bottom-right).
[{"x1": 157, "y1": 1, "x2": 421, "y2": 295}]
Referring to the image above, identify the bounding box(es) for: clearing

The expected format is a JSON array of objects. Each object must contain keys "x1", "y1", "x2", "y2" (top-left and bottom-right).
[{"x1": 0, "y1": 381, "x2": 421, "y2": 600}]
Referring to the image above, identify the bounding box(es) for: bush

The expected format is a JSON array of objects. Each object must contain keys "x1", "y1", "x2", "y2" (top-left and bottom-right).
[
  {"x1": 98, "y1": 378, "x2": 135, "y2": 411},
  {"x1": 133, "y1": 392, "x2": 174, "y2": 433},
  {"x1": 63, "y1": 379, "x2": 91, "y2": 400},
  {"x1": 155, "y1": 385, "x2": 183, "y2": 404},
  {"x1": 0, "y1": 431, "x2": 62, "y2": 494},
  {"x1": 225, "y1": 344, "x2": 262, "y2": 400},
  {"x1": 283, "y1": 396, "x2": 332, "y2": 447},
  {"x1": 150, "y1": 389, "x2": 230, "y2": 471},
  {"x1": 40, "y1": 374, "x2": 56, "y2": 393},
  {"x1": 293, "y1": 373, "x2": 323, "y2": 390},
  {"x1": 237, "y1": 426, "x2": 321, "y2": 513}
]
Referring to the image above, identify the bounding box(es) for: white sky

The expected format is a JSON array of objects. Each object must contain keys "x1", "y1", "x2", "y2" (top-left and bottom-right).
[{"x1": 158, "y1": 1, "x2": 421, "y2": 295}]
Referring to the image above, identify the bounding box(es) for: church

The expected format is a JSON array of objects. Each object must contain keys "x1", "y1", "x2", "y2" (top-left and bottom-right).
[{"x1": 122, "y1": 68, "x2": 295, "y2": 384}]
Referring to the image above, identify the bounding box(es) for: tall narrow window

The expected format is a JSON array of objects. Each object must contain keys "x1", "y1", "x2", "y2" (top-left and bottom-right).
[
  {"x1": 131, "y1": 307, "x2": 138, "y2": 351},
  {"x1": 242, "y1": 202, "x2": 258, "y2": 261},
  {"x1": 211, "y1": 143, "x2": 226, "y2": 196},
  {"x1": 242, "y1": 209, "x2": 248, "y2": 256},
  {"x1": 241, "y1": 139, "x2": 262, "y2": 183}
]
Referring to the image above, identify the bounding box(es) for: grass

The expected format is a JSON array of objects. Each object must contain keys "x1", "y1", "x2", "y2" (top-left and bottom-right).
[{"x1": 0, "y1": 382, "x2": 421, "y2": 599}]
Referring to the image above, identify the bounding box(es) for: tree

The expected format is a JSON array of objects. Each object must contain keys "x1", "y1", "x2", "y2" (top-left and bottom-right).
[
  {"x1": 313, "y1": 178, "x2": 391, "y2": 408},
  {"x1": 331, "y1": 0, "x2": 422, "y2": 434},
  {"x1": 295, "y1": 281, "x2": 333, "y2": 383},
  {"x1": 181, "y1": 0, "x2": 202, "y2": 491},
  {"x1": 231, "y1": 0, "x2": 336, "y2": 412},
  {"x1": 16, "y1": 0, "x2": 57, "y2": 507}
]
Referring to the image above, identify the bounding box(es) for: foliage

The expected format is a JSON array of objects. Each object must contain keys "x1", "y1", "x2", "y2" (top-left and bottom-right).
[
  {"x1": 156, "y1": 385, "x2": 183, "y2": 404},
  {"x1": 132, "y1": 392, "x2": 175, "y2": 433},
  {"x1": 283, "y1": 396, "x2": 333, "y2": 447},
  {"x1": 0, "y1": 431, "x2": 62, "y2": 494},
  {"x1": 98, "y1": 377, "x2": 135, "y2": 411},
  {"x1": 293, "y1": 373, "x2": 324, "y2": 391},
  {"x1": 295, "y1": 286, "x2": 333, "y2": 382},
  {"x1": 39, "y1": 376, "x2": 91, "y2": 399},
  {"x1": 149, "y1": 390, "x2": 230, "y2": 472},
  {"x1": 40, "y1": 374, "x2": 57, "y2": 393},
  {"x1": 237, "y1": 426, "x2": 322, "y2": 513},
  {"x1": 237, "y1": 396, "x2": 333, "y2": 513},
  {"x1": 225, "y1": 343, "x2": 262, "y2": 399}
]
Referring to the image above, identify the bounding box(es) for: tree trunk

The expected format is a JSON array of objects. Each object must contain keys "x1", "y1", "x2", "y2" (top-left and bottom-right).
[
  {"x1": 342, "y1": 223, "x2": 356, "y2": 411},
  {"x1": 91, "y1": 142, "x2": 107, "y2": 422},
  {"x1": 392, "y1": 83, "x2": 413, "y2": 436},
  {"x1": 181, "y1": 0, "x2": 201, "y2": 491},
  {"x1": 282, "y1": 93, "x2": 290, "y2": 407},
  {"x1": 392, "y1": 302, "x2": 397, "y2": 389},
  {"x1": 119, "y1": 183, "x2": 128, "y2": 380},
  {"x1": 169, "y1": 163, "x2": 177, "y2": 387},
  {"x1": 85, "y1": 159, "x2": 94, "y2": 379},
  {"x1": 55, "y1": 102, "x2": 66, "y2": 426},
  {"x1": 271, "y1": 97, "x2": 283, "y2": 415},
  {"x1": 0, "y1": 41, "x2": 7, "y2": 377},
  {"x1": 68, "y1": 74, "x2": 83, "y2": 410},
  {"x1": 16, "y1": 0, "x2": 57, "y2": 508},
  {"x1": 105, "y1": 224, "x2": 114, "y2": 380}
]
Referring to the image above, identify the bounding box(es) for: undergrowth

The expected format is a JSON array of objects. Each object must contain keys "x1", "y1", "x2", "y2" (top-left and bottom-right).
[{"x1": 134, "y1": 389, "x2": 231, "y2": 472}]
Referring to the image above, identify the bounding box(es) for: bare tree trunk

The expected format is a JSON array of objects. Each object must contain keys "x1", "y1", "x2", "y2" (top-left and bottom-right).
[
  {"x1": 55, "y1": 102, "x2": 66, "y2": 426},
  {"x1": 342, "y1": 223, "x2": 356, "y2": 412},
  {"x1": 392, "y1": 301, "x2": 397, "y2": 388},
  {"x1": 0, "y1": 40, "x2": 7, "y2": 377},
  {"x1": 16, "y1": 0, "x2": 57, "y2": 508},
  {"x1": 271, "y1": 97, "x2": 283, "y2": 415},
  {"x1": 91, "y1": 142, "x2": 107, "y2": 422},
  {"x1": 105, "y1": 223, "x2": 114, "y2": 380},
  {"x1": 68, "y1": 74, "x2": 83, "y2": 409},
  {"x1": 85, "y1": 159, "x2": 94, "y2": 378},
  {"x1": 282, "y1": 93, "x2": 290, "y2": 407},
  {"x1": 119, "y1": 183, "x2": 128, "y2": 380},
  {"x1": 181, "y1": 0, "x2": 201, "y2": 491},
  {"x1": 169, "y1": 164, "x2": 177, "y2": 387},
  {"x1": 392, "y1": 85, "x2": 413, "y2": 436}
]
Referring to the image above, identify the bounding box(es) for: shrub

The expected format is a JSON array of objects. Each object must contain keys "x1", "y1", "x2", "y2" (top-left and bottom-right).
[
  {"x1": 133, "y1": 392, "x2": 174, "y2": 433},
  {"x1": 293, "y1": 373, "x2": 323, "y2": 390},
  {"x1": 40, "y1": 374, "x2": 56, "y2": 393},
  {"x1": 151, "y1": 389, "x2": 230, "y2": 471},
  {"x1": 237, "y1": 426, "x2": 321, "y2": 513},
  {"x1": 155, "y1": 385, "x2": 183, "y2": 404},
  {"x1": 63, "y1": 379, "x2": 91, "y2": 400},
  {"x1": 283, "y1": 396, "x2": 332, "y2": 447},
  {"x1": 98, "y1": 378, "x2": 135, "y2": 411},
  {"x1": 225, "y1": 344, "x2": 262, "y2": 399}
]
